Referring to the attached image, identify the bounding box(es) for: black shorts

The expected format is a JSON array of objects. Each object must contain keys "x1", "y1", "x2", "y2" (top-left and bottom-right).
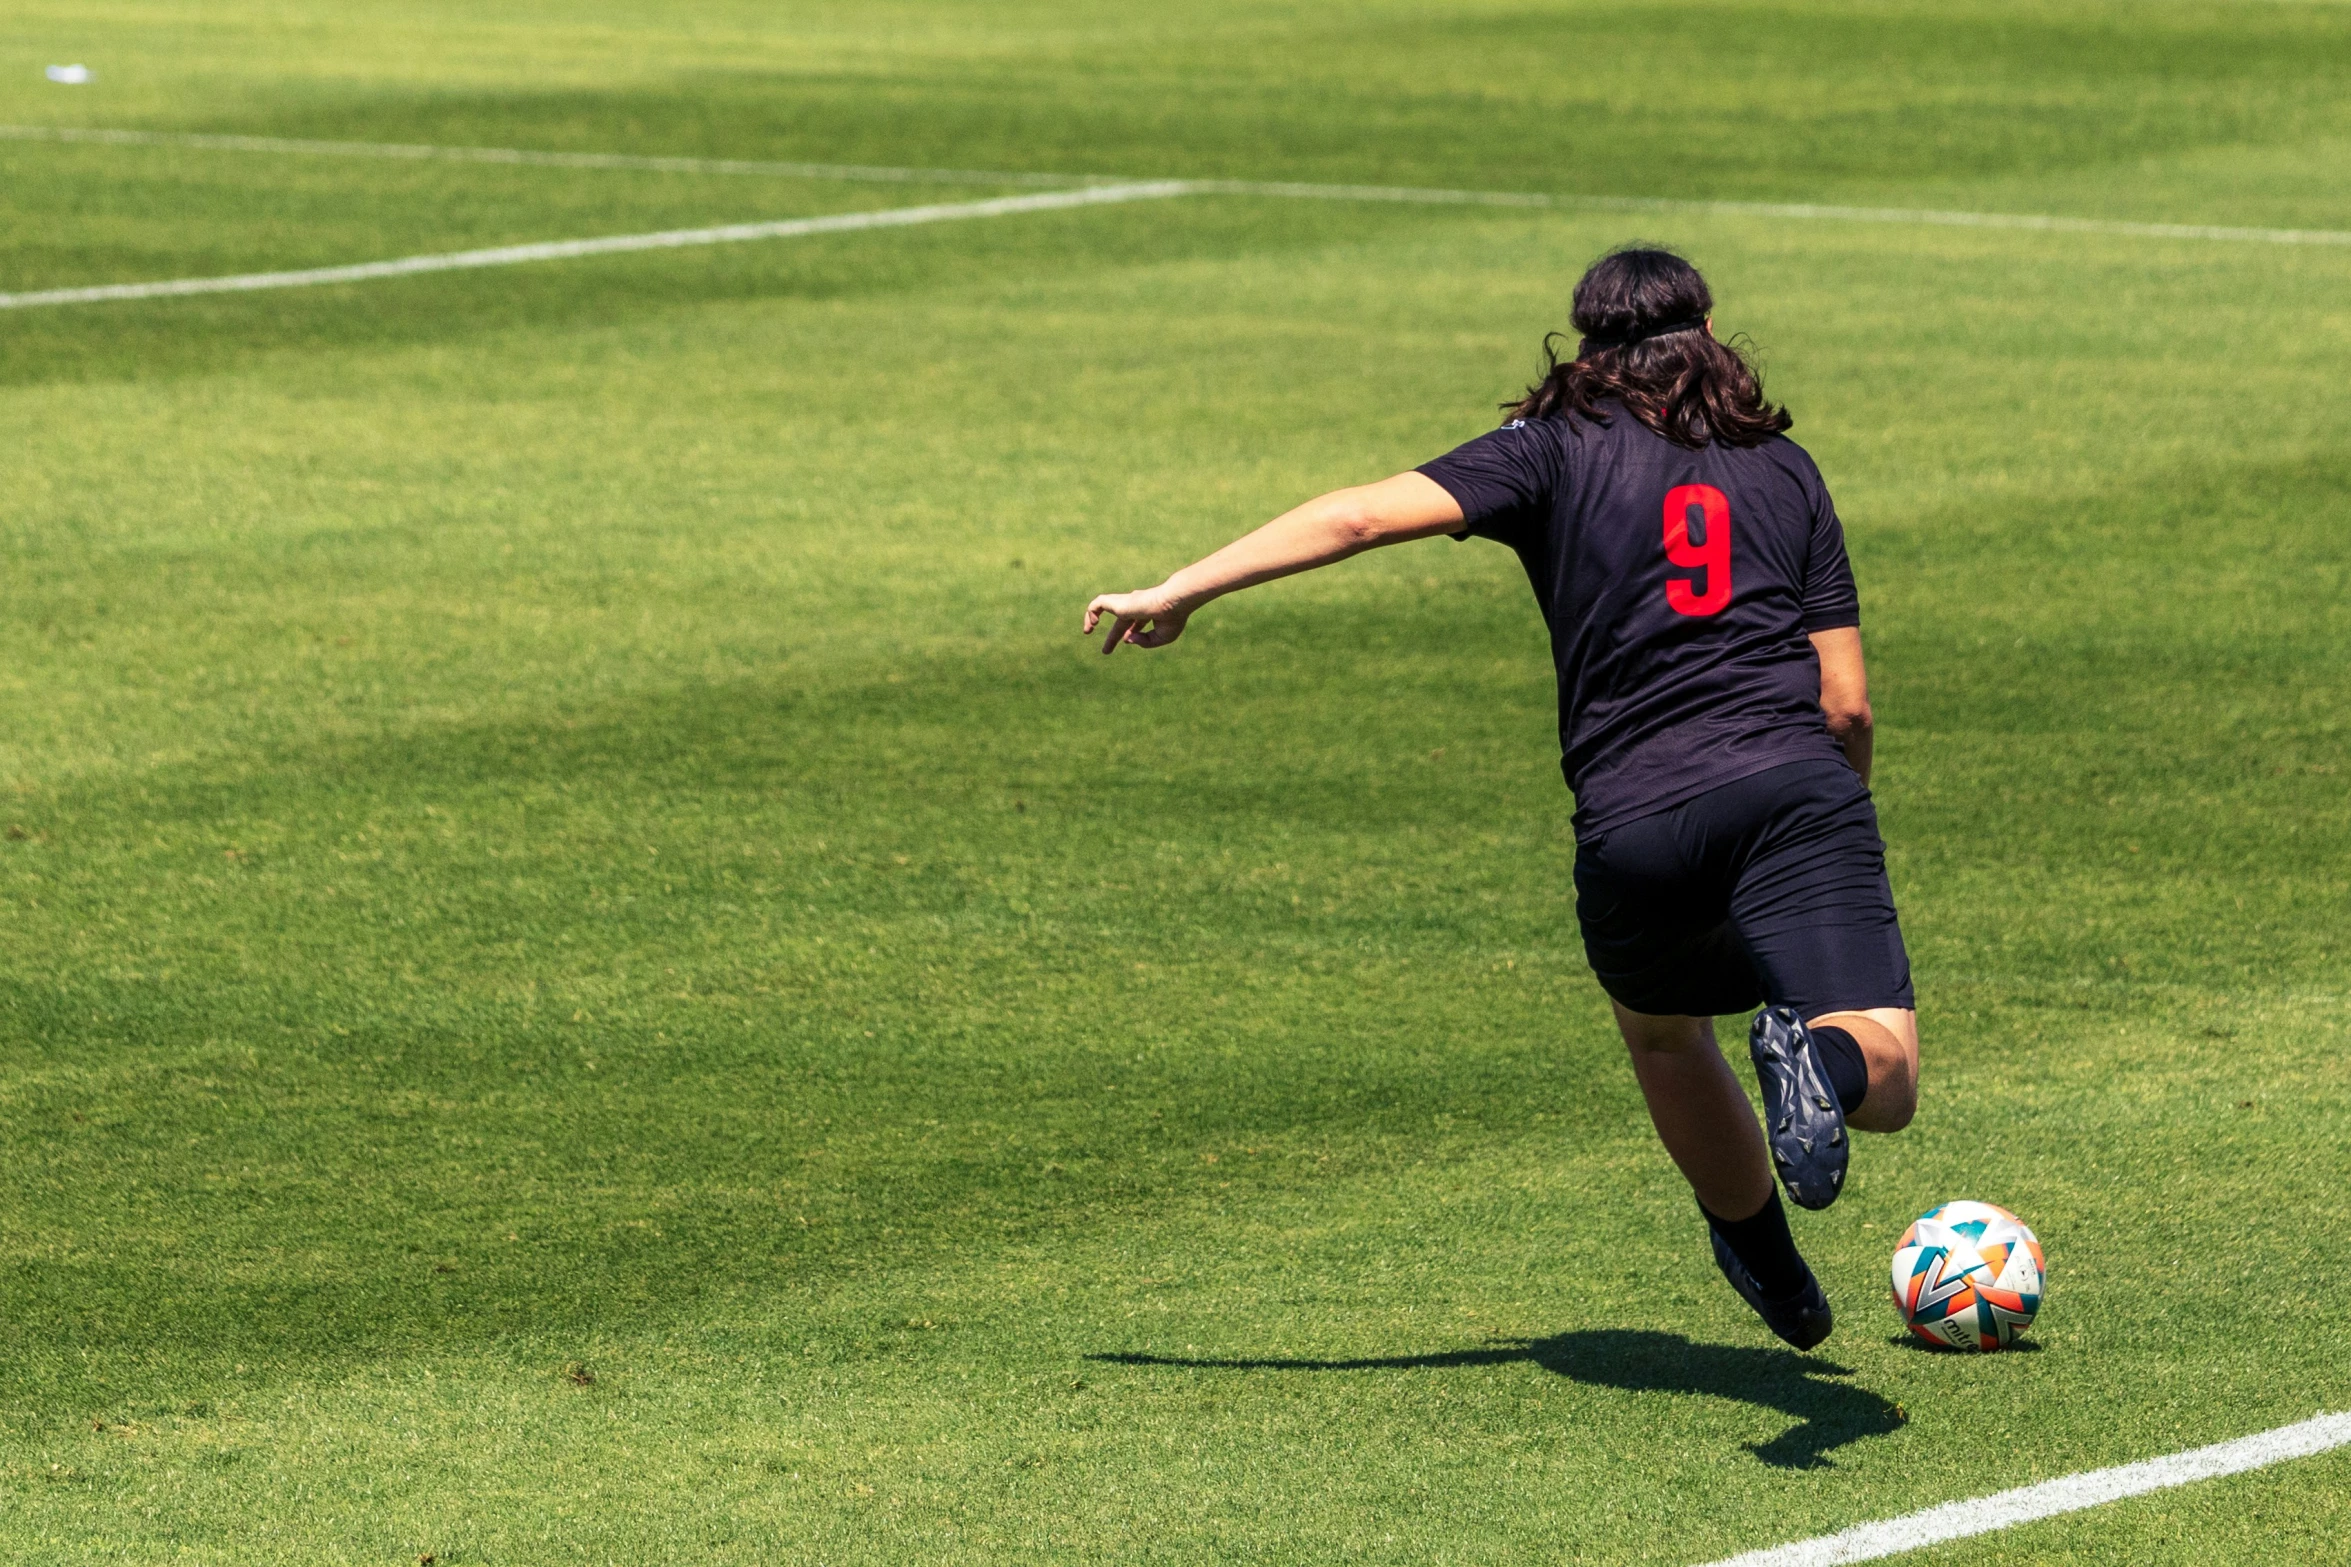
[{"x1": 1573, "y1": 757, "x2": 1914, "y2": 1020}]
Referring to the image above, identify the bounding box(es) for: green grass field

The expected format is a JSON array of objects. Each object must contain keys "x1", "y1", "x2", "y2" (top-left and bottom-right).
[{"x1": 2, "y1": 2, "x2": 2349, "y2": 1561}]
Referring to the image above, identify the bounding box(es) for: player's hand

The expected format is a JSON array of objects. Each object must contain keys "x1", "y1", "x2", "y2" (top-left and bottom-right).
[{"x1": 1082, "y1": 589, "x2": 1189, "y2": 654}]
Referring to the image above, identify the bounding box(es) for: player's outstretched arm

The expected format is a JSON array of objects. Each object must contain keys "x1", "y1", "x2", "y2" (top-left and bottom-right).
[{"x1": 1082, "y1": 471, "x2": 1464, "y2": 654}]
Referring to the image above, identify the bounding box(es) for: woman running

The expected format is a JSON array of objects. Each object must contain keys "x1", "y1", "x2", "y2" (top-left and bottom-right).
[{"x1": 1081, "y1": 246, "x2": 1919, "y2": 1350}]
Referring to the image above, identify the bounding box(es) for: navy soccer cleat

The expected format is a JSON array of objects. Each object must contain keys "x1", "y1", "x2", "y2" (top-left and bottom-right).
[
  {"x1": 1710, "y1": 1227, "x2": 1835, "y2": 1351},
  {"x1": 1749, "y1": 1005, "x2": 1850, "y2": 1211}
]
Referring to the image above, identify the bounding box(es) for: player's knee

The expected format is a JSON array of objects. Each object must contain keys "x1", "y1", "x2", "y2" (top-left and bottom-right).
[
  {"x1": 1610, "y1": 1000, "x2": 1713, "y2": 1055},
  {"x1": 1853, "y1": 1058, "x2": 1917, "y2": 1133},
  {"x1": 1864, "y1": 1082, "x2": 1917, "y2": 1132}
]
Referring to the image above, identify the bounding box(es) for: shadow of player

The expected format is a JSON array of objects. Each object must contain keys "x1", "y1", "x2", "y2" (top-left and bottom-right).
[{"x1": 1093, "y1": 1328, "x2": 1903, "y2": 1469}]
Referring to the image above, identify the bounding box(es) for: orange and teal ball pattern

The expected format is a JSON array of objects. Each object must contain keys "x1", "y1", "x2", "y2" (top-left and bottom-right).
[{"x1": 1889, "y1": 1200, "x2": 2046, "y2": 1351}]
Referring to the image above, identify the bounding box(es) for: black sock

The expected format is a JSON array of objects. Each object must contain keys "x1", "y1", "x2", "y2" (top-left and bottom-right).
[
  {"x1": 1702, "y1": 1188, "x2": 1809, "y2": 1300},
  {"x1": 1810, "y1": 1024, "x2": 1869, "y2": 1116}
]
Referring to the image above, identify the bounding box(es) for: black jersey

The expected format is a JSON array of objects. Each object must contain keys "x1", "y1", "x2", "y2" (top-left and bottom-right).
[{"x1": 1418, "y1": 407, "x2": 1861, "y2": 835}]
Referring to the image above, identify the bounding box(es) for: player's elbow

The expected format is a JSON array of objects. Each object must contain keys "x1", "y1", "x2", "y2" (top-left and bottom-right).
[
  {"x1": 1317, "y1": 491, "x2": 1387, "y2": 550},
  {"x1": 1823, "y1": 701, "x2": 1873, "y2": 740}
]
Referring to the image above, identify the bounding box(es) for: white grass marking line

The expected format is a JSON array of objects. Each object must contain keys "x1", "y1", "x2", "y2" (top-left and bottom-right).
[
  {"x1": 0, "y1": 182, "x2": 1193, "y2": 311},
  {"x1": 1694, "y1": 1411, "x2": 2351, "y2": 1567},
  {"x1": 10, "y1": 124, "x2": 2351, "y2": 248}
]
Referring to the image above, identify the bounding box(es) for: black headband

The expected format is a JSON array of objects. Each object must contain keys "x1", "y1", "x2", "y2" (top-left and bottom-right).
[{"x1": 1582, "y1": 315, "x2": 1709, "y2": 349}]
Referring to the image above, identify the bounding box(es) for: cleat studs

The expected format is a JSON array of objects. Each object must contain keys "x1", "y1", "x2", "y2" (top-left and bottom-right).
[
  {"x1": 1797, "y1": 1136, "x2": 1814, "y2": 1153},
  {"x1": 1813, "y1": 1095, "x2": 1833, "y2": 1110},
  {"x1": 1830, "y1": 1129, "x2": 1844, "y2": 1146}
]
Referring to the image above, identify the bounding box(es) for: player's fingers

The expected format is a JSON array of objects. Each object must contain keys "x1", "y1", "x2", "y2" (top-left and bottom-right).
[
  {"x1": 1101, "y1": 614, "x2": 1135, "y2": 655},
  {"x1": 1082, "y1": 596, "x2": 1113, "y2": 634}
]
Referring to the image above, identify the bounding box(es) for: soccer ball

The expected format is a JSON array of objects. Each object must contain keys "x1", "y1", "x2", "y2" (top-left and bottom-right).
[{"x1": 1890, "y1": 1200, "x2": 2045, "y2": 1351}]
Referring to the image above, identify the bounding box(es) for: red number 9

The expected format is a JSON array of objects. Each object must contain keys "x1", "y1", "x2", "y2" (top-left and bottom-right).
[{"x1": 1663, "y1": 484, "x2": 1732, "y2": 616}]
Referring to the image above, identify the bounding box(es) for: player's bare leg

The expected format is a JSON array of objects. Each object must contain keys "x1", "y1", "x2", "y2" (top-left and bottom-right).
[
  {"x1": 1613, "y1": 1001, "x2": 1833, "y2": 1349},
  {"x1": 1808, "y1": 1006, "x2": 1917, "y2": 1132},
  {"x1": 1613, "y1": 1004, "x2": 1771, "y2": 1219}
]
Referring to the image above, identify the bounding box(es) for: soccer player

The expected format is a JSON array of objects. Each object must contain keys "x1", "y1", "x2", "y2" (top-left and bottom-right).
[{"x1": 1081, "y1": 247, "x2": 1918, "y2": 1350}]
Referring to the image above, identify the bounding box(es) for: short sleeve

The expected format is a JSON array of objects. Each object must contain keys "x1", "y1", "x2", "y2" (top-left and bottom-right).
[
  {"x1": 1416, "y1": 420, "x2": 1565, "y2": 546},
  {"x1": 1800, "y1": 483, "x2": 1862, "y2": 631}
]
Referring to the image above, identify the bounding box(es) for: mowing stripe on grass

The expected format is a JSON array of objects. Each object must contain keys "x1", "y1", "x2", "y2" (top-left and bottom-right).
[
  {"x1": 1694, "y1": 1411, "x2": 2351, "y2": 1567},
  {"x1": 1189, "y1": 179, "x2": 2351, "y2": 247},
  {"x1": 9, "y1": 124, "x2": 2351, "y2": 248},
  {"x1": 0, "y1": 182, "x2": 1193, "y2": 310},
  {"x1": 0, "y1": 122, "x2": 1100, "y2": 189}
]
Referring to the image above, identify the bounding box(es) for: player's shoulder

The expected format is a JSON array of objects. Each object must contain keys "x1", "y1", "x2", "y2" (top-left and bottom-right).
[
  {"x1": 1494, "y1": 413, "x2": 1583, "y2": 442},
  {"x1": 1726, "y1": 431, "x2": 1828, "y2": 498},
  {"x1": 1720, "y1": 427, "x2": 1814, "y2": 469},
  {"x1": 1498, "y1": 409, "x2": 1620, "y2": 467},
  {"x1": 1457, "y1": 412, "x2": 1589, "y2": 468}
]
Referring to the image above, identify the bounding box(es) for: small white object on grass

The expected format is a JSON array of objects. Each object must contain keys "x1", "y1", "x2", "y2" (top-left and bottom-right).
[{"x1": 45, "y1": 64, "x2": 94, "y2": 84}]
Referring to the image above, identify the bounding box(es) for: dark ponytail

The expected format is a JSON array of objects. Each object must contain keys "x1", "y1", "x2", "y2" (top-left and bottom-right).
[{"x1": 1508, "y1": 246, "x2": 1791, "y2": 448}]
